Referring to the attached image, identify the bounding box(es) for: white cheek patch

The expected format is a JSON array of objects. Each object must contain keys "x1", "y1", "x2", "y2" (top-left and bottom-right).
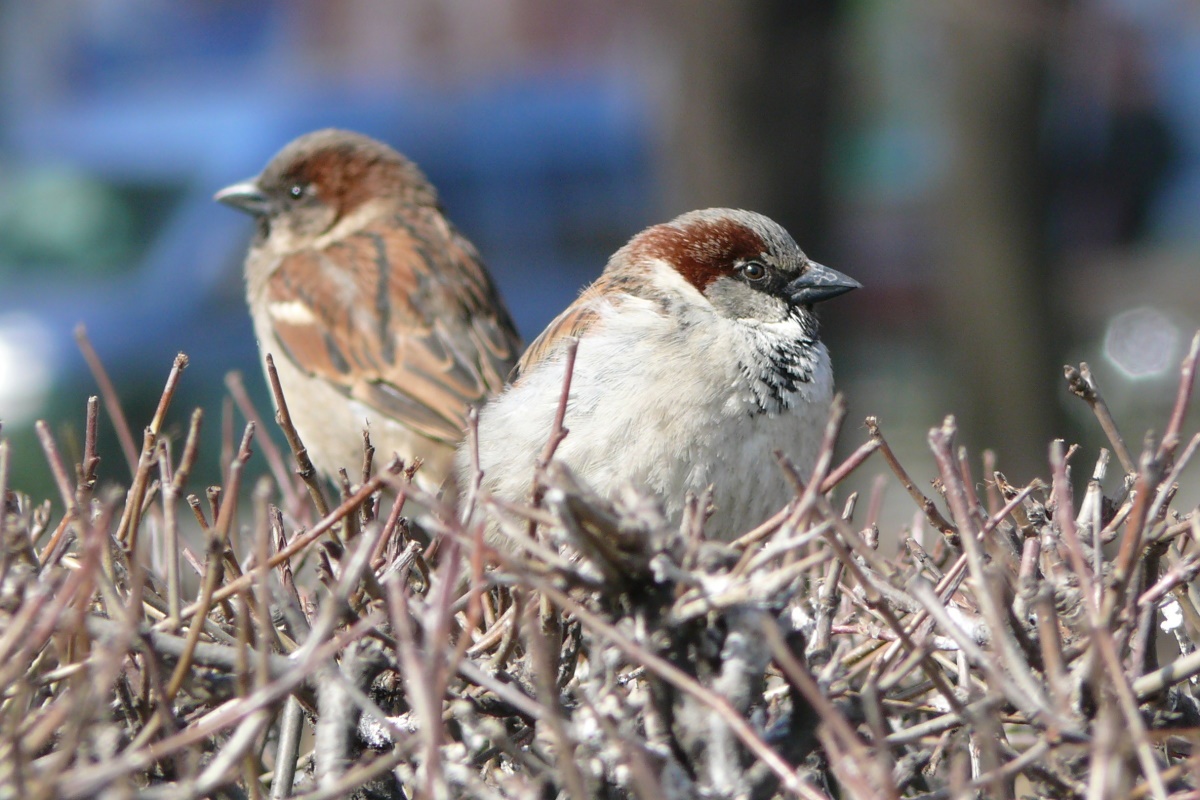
[
  {"x1": 648, "y1": 257, "x2": 709, "y2": 303},
  {"x1": 267, "y1": 300, "x2": 318, "y2": 325}
]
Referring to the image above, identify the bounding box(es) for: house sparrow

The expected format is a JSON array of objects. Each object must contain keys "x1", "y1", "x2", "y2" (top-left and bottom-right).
[
  {"x1": 216, "y1": 129, "x2": 522, "y2": 495},
  {"x1": 460, "y1": 208, "x2": 858, "y2": 540}
]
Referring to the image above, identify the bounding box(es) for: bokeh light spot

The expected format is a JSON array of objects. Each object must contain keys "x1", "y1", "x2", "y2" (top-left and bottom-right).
[
  {"x1": 1103, "y1": 307, "x2": 1180, "y2": 380},
  {"x1": 0, "y1": 313, "x2": 56, "y2": 426}
]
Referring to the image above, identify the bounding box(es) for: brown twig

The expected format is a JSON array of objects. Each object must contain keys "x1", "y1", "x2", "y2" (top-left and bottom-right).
[
  {"x1": 1106, "y1": 450, "x2": 1160, "y2": 625},
  {"x1": 822, "y1": 437, "x2": 882, "y2": 494},
  {"x1": 866, "y1": 416, "x2": 956, "y2": 537},
  {"x1": 167, "y1": 409, "x2": 203, "y2": 622},
  {"x1": 159, "y1": 475, "x2": 389, "y2": 630},
  {"x1": 529, "y1": 578, "x2": 828, "y2": 800},
  {"x1": 527, "y1": 339, "x2": 579, "y2": 539},
  {"x1": 150, "y1": 352, "x2": 189, "y2": 435},
  {"x1": 58, "y1": 613, "x2": 383, "y2": 799},
  {"x1": 78, "y1": 395, "x2": 101, "y2": 502},
  {"x1": 114, "y1": 353, "x2": 189, "y2": 553},
  {"x1": 1158, "y1": 330, "x2": 1200, "y2": 466},
  {"x1": 929, "y1": 419, "x2": 1061, "y2": 725},
  {"x1": 75, "y1": 324, "x2": 138, "y2": 475},
  {"x1": 34, "y1": 421, "x2": 79, "y2": 562},
  {"x1": 265, "y1": 353, "x2": 329, "y2": 517},
  {"x1": 34, "y1": 421, "x2": 77, "y2": 518},
  {"x1": 1064, "y1": 362, "x2": 1137, "y2": 475},
  {"x1": 783, "y1": 393, "x2": 847, "y2": 531},
  {"x1": 761, "y1": 615, "x2": 892, "y2": 796},
  {"x1": 226, "y1": 369, "x2": 301, "y2": 514},
  {"x1": 165, "y1": 423, "x2": 254, "y2": 700}
]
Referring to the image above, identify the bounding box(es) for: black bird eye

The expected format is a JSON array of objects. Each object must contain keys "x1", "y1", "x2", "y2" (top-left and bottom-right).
[
  {"x1": 288, "y1": 183, "x2": 306, "y2": 199},
  {"x1": 740, "y1": 261, "x2": 767, "y2": 282}
]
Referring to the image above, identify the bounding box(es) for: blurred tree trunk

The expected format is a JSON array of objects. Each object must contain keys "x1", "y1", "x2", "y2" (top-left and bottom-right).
[
  {"x1": 936, "y1": 4, "x2": 1060, "y2": 481},
  {"x1": 658, "y1": 0, "x2": 841, "y2": 255}
]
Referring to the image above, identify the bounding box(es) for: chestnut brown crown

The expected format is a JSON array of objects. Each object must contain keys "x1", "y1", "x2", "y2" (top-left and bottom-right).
[
  {"x1": 622, "y1": 208, "x2": 860, "y2": 309},
  {"x1": 215, "y1": 129, "x2": 438, "y2": 236}
]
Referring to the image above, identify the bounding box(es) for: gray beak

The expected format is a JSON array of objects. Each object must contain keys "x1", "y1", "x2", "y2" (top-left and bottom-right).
[
  {"x1": 214, "y1": 179, "x2": 270, "y2": 217},
  {"x1": 786, "y1": 262, "x2": 861, "y2": 306}
]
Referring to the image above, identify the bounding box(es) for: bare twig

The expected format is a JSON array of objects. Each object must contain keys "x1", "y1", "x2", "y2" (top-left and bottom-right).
[
  {"x1": 114, "y1": 353, "x2": 189, "y2": 553},
  {"x1": 1158, "y1": 330, "x2": 1200, "y2": 466},
  {"x1": 929, "y1": 419, "x2": 1060, "y2": 724},
  {"x1": 530, "y1": 578, "x2": 826, "y2": 799},
  {"x1": 867, "y1": 416, "x2": 956, "y2": 536},
  {"x1": 226, "y1": 369, "x2": 301, "y2": 514},
  {"x1": 159, "y1": 475, "x2": 389, "y2": 630},
  {"x1": 78, "y1": 395, "x2": 101, "y2": 502},
  {"x1": 165, "y1": 423, "x2": 254, "y2": 700},
  {"x1": 34, "y1": 421, "x2": 79, "y2": 561},
  {"x1": 75, "y1": 324, "x2": 138, "y2": 474},
  {"x1": 265, "y1": 353, "x2": 330, "y2": 517},
  {"x1": 527, "y1": 339, "x2": 579, "y2": 540},
  {"x1": 1064, "y1": 362, "x2": 1137, "y2": 475}
]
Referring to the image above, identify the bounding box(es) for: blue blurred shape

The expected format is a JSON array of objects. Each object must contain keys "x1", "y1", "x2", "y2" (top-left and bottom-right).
[{"x1": 0, "y1": 76, "x2": 652, "y2": 423}]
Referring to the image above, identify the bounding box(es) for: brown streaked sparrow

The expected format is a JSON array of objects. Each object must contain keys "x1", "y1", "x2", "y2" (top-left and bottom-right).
[
  {"x1": 216, "y1": 129, "x2": 522, "y2": 495},
  {"x1": 459, "y1": 208, "x2": 858, "y2": 540}
]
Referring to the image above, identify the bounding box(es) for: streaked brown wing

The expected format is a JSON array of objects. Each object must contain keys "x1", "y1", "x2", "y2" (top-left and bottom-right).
[
  {"x1": 265, "y1": 208, "x2": 523, "y2": 445},
  {"x1": 512, "y1": 279, "x2": 615, "y2": 381}
]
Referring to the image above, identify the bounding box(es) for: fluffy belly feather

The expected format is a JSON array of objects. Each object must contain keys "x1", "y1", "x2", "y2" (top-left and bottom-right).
[{"x1": 470, "y1": 316, "x2": 833, "y2": 540}]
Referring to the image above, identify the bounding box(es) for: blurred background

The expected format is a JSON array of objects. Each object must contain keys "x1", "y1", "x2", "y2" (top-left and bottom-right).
[{"x1": 1, "y1": 0, "x2": 1198, "y2": 530}]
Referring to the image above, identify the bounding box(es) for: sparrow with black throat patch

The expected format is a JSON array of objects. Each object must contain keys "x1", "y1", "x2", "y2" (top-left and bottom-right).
[
  {"x1": 217, "y1": 129, "x2": 522, "y2": 496},
  {"x1": 460, "y1": 208, "x2": 858, "y2": 540}
]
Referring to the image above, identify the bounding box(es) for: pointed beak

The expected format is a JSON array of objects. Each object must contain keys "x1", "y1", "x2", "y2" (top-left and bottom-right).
[
  {"x1": 214, "y1": 179, "x2": 270, "y2": 217},
  {"x1": 786, "y1": 262, "x2": 861, "y2": 306}
]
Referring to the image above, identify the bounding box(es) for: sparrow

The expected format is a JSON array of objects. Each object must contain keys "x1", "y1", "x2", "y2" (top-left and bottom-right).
[
  {"x1": 459, "y1": 208, "x2": 859, "y2": 541},
  {"x1": 216, "y1": 129, "x2": 522, "y2": 495}
]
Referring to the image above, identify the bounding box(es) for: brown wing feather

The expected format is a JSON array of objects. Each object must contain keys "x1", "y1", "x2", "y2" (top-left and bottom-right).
[
  {"x1": 512, "y1": 278, "x2": 623, "y2": 381},
  {"x1": 265, "y1": 207, "x2": 523, "y2": 445}
]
